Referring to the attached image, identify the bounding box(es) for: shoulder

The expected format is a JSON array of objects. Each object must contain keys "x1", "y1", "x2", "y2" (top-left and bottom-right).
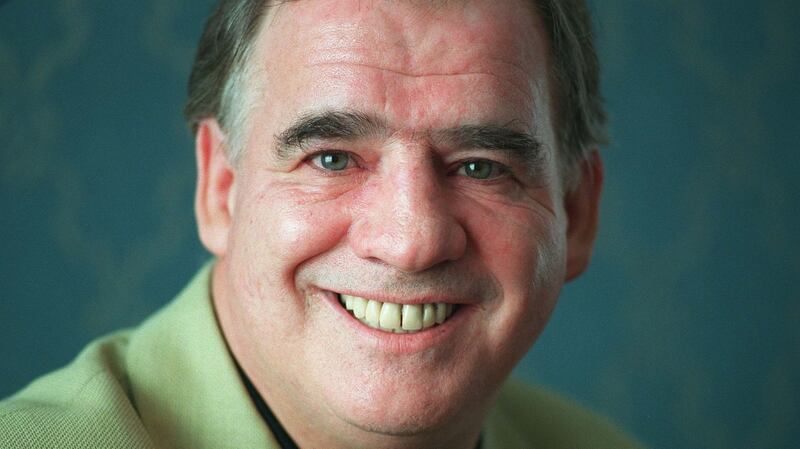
[
  {"x1": 484, "y1": 378, "x2": 646, "y2": 449},
  {"x1": 0, "y1": 331, "x2": 153, "y2": 449}
]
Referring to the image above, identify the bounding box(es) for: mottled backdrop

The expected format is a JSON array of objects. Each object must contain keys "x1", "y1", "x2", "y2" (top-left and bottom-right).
[{"x1": 1, "y1": 1, "x2": 798, "y2": 448}]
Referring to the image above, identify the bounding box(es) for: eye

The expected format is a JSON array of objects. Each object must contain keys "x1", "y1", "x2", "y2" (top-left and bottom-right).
[
  {"x1": 457, "y1": 160, "x2": 506, "y2": 180},
  {"x1": 310, "y1": 151, "x2": 352, "y2": 171}
]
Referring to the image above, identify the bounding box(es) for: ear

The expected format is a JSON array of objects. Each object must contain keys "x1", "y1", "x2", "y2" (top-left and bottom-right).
[
  {"x1": 564, "y1": 151, "x2": 604, "y2": 282},
  {"x1": 195, "y1": 118, "x2": 236, "y2": 257}
]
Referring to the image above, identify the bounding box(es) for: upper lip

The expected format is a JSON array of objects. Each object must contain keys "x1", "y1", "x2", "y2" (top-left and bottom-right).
[{"x1": 332, "y1": 289, "x2": 475, "y2": 306}]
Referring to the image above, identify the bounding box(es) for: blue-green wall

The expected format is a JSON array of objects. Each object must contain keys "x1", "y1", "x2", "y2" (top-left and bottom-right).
[{"x1": 1, "y1": 1, "x2": 798, "y2": 448}]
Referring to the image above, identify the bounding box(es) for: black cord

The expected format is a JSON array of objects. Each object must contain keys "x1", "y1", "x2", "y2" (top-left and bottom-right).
[{"x1": 236, "y1": 364, "x2": 300, "y2": 449}]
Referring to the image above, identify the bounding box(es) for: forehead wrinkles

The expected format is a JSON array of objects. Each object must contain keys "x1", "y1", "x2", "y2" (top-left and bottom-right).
[{"x1": 262, "y1": 0, "x2": 546, "y2": 94}]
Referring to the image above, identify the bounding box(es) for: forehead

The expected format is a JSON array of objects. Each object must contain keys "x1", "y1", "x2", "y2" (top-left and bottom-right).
[{"x1": 247, "y1": 0, "x2": 551, "y2": 133}]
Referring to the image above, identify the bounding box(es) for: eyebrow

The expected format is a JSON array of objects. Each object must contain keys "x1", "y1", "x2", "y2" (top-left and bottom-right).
[
  {"x1": 274, "y1": 109, "x2": 544, "y2": 166},
  {"x1": 435, "y1": 124, "x2": 543, "y2": 167},
  {"x1": 274, "y1": 110, "x2": 385, "y2": 160}
]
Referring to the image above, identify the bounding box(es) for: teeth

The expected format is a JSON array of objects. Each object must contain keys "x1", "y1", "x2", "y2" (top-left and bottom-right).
[
  {"x1": 339, "y1": 294, "x2": 456, "y2": 334},
  {"x1": 401, "y1": 304, "x2": 423, "y2": 331},
  {"x1": 435, "y1": 303, "x2": 447, "y2": 324},
  {"x1": 352, "y1": 296, "x2": 367, "y2": 319},
  {"x1": 422, "y1": 304, "x2": 436, "y2": 328},
  {"x1": 379, "y1": 302, "x2": 402, "y2": 330},
  {"x1": 365, "y1": 299, "x2": 382, "y2": 327}
]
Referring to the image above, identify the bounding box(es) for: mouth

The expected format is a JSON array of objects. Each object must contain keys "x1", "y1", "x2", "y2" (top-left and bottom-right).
[{"x1": 336, "y1": 293, "x2": 458, "y2": 334}]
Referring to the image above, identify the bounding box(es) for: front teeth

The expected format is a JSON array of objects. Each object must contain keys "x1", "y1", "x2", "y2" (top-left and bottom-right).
[
  {"x1": 401, "y1": 304, "x2": 422, "y2": 331},
  {"x1": 340, "y1": 294, "x2": 455, "y2": 333}
]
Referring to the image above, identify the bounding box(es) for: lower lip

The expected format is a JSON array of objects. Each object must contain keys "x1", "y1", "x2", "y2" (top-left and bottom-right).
[{"x1": 321, "y1": 291, "x2": 475, "y2": 355}]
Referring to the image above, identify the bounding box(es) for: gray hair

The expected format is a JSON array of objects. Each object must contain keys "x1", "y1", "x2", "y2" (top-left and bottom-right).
[{"x1": 183, "y1": 0, "x2": 606, "y2": 189}]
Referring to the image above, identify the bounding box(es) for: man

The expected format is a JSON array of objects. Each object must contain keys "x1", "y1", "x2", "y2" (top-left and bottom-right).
[{"x1": 0, "y1": 1, "x2": 643, "y2": 448}]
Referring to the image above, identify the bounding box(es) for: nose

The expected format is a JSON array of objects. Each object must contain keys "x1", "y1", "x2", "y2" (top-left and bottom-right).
[{"x1": 349, "y1": 157, "x2": 467, "y2": 273}]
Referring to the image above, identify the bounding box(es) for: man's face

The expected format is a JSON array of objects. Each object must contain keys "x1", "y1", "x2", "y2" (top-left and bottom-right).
[{"x1": 201, "y1": 0, "x2": 594, "y2": 442}]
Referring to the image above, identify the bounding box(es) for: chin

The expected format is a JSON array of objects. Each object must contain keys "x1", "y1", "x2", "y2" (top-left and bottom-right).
[
  {"x1": 323, "y1": 368, "x2": 488, "y2": 437},
  {"x1": 339, "y1": 399, "x2": 460, "y2": 437}
]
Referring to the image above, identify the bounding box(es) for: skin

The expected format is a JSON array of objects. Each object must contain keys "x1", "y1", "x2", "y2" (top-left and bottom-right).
[{"x1": 194, "y1": 1, "x2": 603, "y2": 448}]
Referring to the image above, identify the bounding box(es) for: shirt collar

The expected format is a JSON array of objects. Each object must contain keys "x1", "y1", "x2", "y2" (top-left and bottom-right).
[{"x1": 126, "y1": 261, "x2": 280, "y2": 449}]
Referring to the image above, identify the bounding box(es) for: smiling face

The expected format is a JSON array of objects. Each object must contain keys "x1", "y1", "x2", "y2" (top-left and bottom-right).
[{"x1": 195, "y1": 0, "x2": 601, "y2": 448}]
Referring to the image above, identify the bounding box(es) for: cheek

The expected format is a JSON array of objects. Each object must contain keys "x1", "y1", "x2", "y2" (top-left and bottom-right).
[
  {"x1": 229, "y1": 181, "x2": 353, "y2": 294},
  {"x1": 462, "y1": 199, "x2": 567, "y2": 325},
  {"x1": 464, "y1": 200, "x2": 561, "y2": 282}
]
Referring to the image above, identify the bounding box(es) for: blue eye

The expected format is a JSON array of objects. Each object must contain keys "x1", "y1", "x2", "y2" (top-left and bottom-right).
[
  {"x1": 458, "y1": 160, "x2": 505, "y2": 180},
  {"x1": 312, "y1": 151, "x2": 351, "y2": 171}
]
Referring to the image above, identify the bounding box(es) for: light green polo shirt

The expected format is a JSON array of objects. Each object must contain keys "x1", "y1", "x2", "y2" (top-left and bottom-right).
[{"x1": 0, "y1": 263, "x2": 644, "y2": 449}]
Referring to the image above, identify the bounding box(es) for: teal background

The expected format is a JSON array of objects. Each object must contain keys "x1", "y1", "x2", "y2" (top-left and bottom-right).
[{"x1": 1, "y1": 1, "x2": 798, "y2": 448}]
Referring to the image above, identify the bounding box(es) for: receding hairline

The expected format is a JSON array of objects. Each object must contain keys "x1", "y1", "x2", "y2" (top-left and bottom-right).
[
  {"x1": 224, "y1": 0, "x2": 551, "y2": 150},
  {"x1": 184, "y1": 0, "x2": 606, "y2": 189}
]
